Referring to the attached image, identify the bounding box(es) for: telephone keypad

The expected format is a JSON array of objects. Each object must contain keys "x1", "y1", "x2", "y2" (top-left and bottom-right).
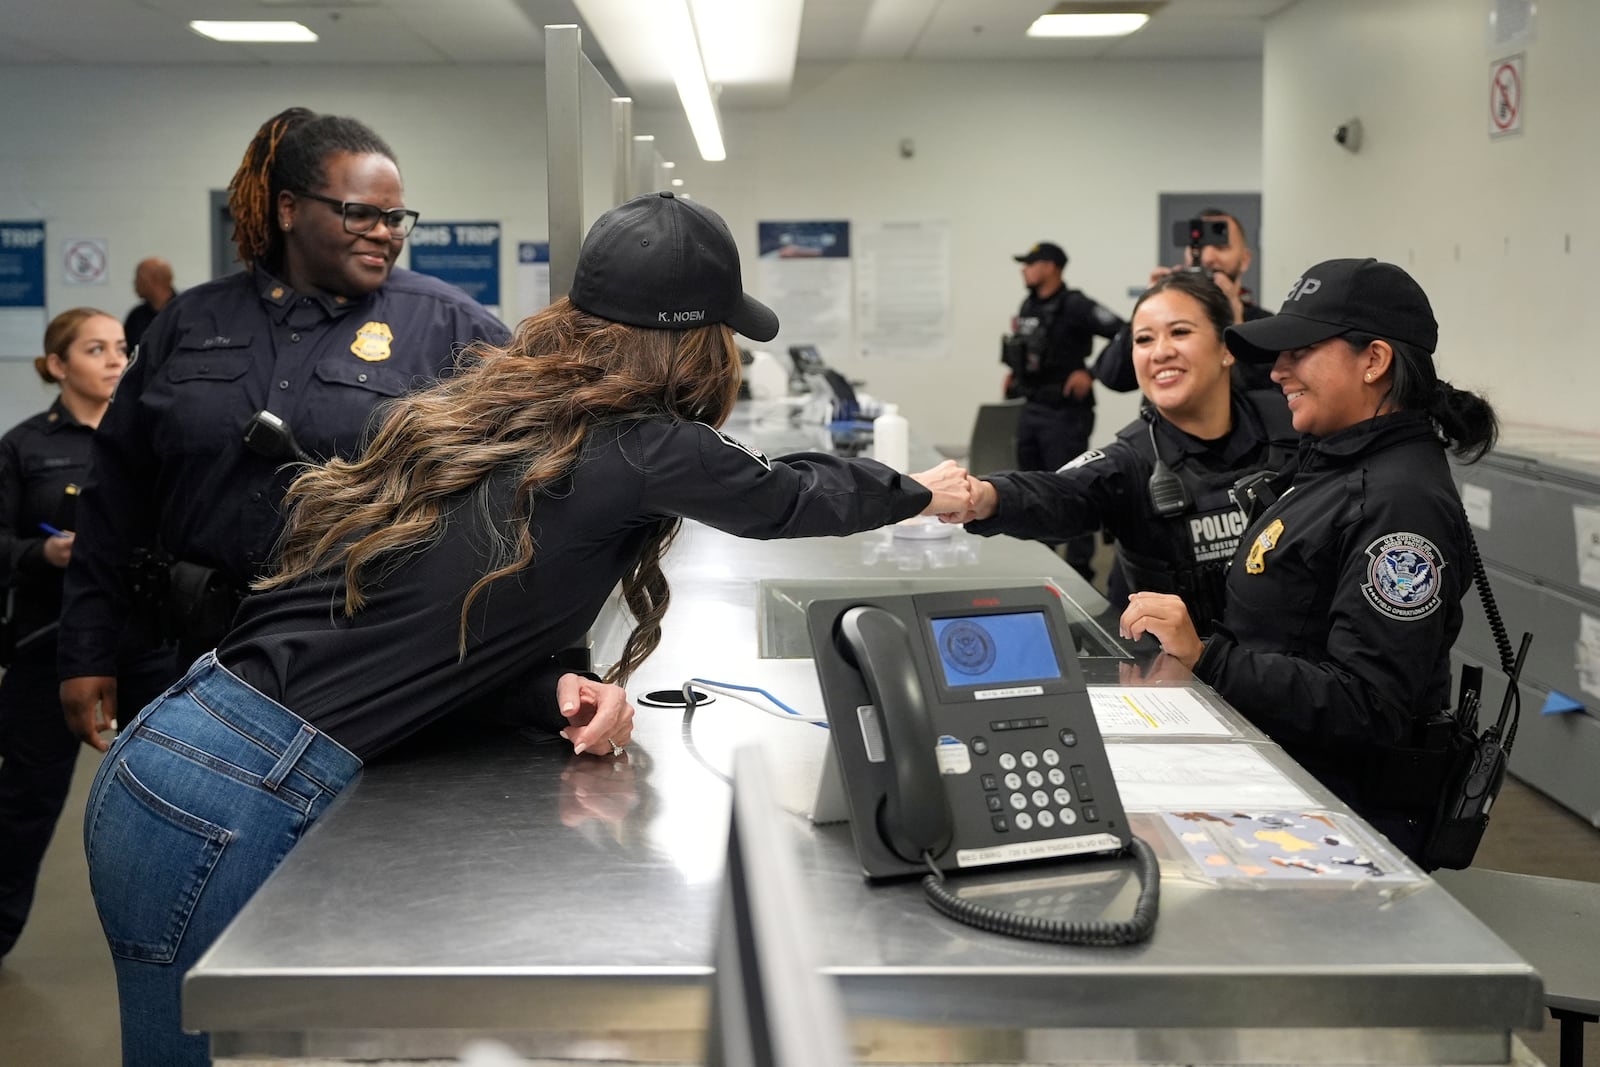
[{"x1": 982, "y1": 741, "x2": 1106, "y2": 840}]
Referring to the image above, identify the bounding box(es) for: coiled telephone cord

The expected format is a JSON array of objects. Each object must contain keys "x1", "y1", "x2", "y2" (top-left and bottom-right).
[{"x1": 919, "y1": 835, "x2": 1161, "y2": 946}]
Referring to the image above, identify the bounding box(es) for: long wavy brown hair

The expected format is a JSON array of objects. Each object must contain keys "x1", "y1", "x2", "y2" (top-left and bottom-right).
[{"x1": 258, "y1": 297, "x2": 743, "y2": 683}]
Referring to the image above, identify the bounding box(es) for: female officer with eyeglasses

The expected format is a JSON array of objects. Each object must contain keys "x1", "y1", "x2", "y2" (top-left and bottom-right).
[{"x1": 60, "y1": 107, "x2": 510, "y2": 751}]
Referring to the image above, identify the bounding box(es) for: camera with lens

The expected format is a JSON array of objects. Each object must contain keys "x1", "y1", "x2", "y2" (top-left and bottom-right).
[{"x1": 1171, "y1": 217, "x2": 1230, "y2": 274}]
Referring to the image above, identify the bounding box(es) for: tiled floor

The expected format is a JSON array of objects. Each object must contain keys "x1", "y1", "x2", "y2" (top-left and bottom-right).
[{"x1": 2, "y1": 750, "x2": 1597, "y2": 1066}]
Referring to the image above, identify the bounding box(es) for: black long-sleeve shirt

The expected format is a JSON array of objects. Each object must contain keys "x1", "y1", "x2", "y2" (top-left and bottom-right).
[
  {"x1": 59, "y1": 267, "x2": 509, "y2": 680},
  {"x1": 219, "y1": 418, "x2": 932, "y2": 759},
  {"x1": 1194, "y1": 411, "x2": 1471, "y2": 805}
]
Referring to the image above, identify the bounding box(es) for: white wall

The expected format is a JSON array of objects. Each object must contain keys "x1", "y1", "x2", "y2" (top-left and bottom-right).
[
  {"x1": 0, "y1": 58, "x2": 1264, "y2": 450},
  {"x1": 1261, "y1": 0, "x2": 1599, "y2": 433},
  {"x1": 635, "y1": 59, "x2": 1263, "y2": 451}
]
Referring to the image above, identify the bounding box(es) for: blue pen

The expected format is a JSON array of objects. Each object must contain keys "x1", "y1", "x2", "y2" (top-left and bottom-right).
[{"x1": 38, "y1": 523, "x2": 66, "y2": 537}]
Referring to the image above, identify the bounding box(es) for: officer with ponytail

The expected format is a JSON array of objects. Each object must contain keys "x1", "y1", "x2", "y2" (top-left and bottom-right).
[
  {"x1": 60, "y1": 107, "x2": 509, "y2": 751},
  {"x1": 1121, "y1": 259, "x2": 1499, "y2": 864}
]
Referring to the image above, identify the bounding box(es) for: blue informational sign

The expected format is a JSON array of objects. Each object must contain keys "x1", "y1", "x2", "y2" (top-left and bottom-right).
[
  {"x1": 407, "y1": 221, "x2": 501, "y2": 307},
  {"x1": 757, "y1": 220, "x2": 849, "y2": 259},
  {"x1": 0, "y1": 221, "x2": 47, "y2": 307},
  {"x1": 518, "y1": 241, "x2": 550, "y2": 264}
]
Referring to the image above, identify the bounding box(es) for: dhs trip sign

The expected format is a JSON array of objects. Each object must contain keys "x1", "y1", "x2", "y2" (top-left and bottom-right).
[{"x1": 408, "y1": 221, "x2": 501, "y2": 308}]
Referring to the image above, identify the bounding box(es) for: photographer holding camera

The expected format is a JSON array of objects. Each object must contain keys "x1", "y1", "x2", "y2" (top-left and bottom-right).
[
  {"x1": 1095, "y1": 209, "x2": 1275, "y2": 392},
  {"x1": 1000, "y1": 241, "x2": 1125, "y2": 583}
]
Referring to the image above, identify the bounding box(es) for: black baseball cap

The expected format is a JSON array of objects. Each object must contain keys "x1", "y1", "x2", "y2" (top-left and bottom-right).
[
  {"x1": 1013, "y1": 241, "x2": 1067, "y2": 268},
  {"x1": 570, "y1": 191, "x2": 778, "y2": 342},
  {"x1": 1225, "y1": 257, "x2": 1438, "y2": 364}
]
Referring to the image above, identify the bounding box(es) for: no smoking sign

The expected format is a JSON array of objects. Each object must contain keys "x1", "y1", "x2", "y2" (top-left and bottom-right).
[
  {"x1": 62, "y1": 237, "x2": 109, "y2": 286},
  {"x1": 1489, "y1": 54, "x2": 1524, "y2": 139}
]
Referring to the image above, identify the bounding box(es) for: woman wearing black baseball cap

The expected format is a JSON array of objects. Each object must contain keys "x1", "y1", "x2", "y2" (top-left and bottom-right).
[
  {"x1": 80, "y1": 191, "x2": 972, "y2": 1065},
  {"x1": 1120, "y1": 258, "x2": 1498, "y2": 866}
]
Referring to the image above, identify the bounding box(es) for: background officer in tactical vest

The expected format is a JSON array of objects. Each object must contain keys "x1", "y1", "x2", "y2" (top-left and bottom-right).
[{"x1": 1000, "y1": 241, "x2": 1125, "y2": 582}]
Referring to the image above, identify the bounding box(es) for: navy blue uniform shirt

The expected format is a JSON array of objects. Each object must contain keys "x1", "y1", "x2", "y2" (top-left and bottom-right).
[
  {"x1": 0, "y1": 399, "x2": 90, "y2": 641},
  {"x1": 59, "y1": 267, "x2": 510, "y2": 680}
]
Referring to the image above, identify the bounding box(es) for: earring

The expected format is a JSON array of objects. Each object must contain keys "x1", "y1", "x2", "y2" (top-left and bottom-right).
[{"x1": 1364, "y1": 373, "x2": 1373, "y2": 382}]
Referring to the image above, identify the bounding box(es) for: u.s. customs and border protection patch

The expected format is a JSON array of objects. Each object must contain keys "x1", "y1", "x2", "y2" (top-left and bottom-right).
[
  {"x1": 1362, "y1": 532, "x2": 1443, "y2": 620},
  {"x1": 1244, "y1": 518, "x2": 1284, "y2": 574},
  {"x1": 350, "y1": 321, "x2": 394, "y2": 362}
]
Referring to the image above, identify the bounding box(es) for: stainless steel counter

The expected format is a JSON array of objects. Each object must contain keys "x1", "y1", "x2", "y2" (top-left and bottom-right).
[{"x1": 187, "y1": 406, "x2": 1544, "y2": 1064}]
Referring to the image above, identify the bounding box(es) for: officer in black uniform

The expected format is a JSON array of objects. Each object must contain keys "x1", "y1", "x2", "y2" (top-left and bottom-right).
[
  {"x1": 1121, "y1": 258, "x2": 1501, "y2": 865},
  {"x1": 0, "y1": 310, "x2": 169, "y2": 962},
  {"x1": 962, "y1": 272, "x2": 1294, "y2": 630},
  {"x1": 59, "y1": 107, "x2": 510, "y2": 751},
  {"x1": 1001, "y1": 241, "x2": 1125, "y2": 581}
]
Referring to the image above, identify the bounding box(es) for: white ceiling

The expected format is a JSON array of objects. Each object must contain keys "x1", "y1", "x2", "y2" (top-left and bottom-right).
[{"x1": 0, "y1": 0, "x2": 1296, "y2": 105}]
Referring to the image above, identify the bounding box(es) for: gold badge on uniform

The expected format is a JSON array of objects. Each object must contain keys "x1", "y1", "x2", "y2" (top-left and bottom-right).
[
  {"x1": 1245, "y1": 518, "x2": 1285, "y2": 575},
  {"x1": 350, "y1": 321, "x2": 394, "y2": 362}
]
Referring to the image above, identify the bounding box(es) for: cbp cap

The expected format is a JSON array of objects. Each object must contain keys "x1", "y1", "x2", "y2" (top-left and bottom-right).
[
  {"x1": 1225, "y1": 257, "x2": 1438, "y2": 364},
  {"x1": 1013, "y1": 241, "x2": 1068, "y2": 268},
  {"x1": 570, "y1": 191, "x2": 779, "y2": 342}
]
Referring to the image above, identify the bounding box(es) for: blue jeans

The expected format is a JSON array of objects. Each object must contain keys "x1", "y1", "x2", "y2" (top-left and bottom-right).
[{"x1": 82, "y1": 653, "x2": 361, "y2": 1066}]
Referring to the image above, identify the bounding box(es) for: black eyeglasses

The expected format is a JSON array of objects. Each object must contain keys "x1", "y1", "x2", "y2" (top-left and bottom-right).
[{"x1": 297, "y1": 191, "x2": 420, "y2": 238}]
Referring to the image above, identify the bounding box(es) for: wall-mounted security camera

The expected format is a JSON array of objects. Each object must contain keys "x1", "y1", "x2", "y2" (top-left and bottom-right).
[{"x1": 1334, "y1": 118, "x2": 1363, "y2": 153}]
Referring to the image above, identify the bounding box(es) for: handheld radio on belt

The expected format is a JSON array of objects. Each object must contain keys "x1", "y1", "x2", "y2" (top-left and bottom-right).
[{"x1": 1421, "y1": 520, "x2": 1532, "y2": 870}]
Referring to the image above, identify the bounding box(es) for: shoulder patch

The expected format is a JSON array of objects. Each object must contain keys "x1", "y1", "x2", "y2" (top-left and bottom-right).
[
  {"x1": 1056, "y1": 449, "x2": 1105, "y2": 473},
  {"x1": 701, "y1": 422, "x2": 772, "y2": 471},
  {"x1": 1362, "y1": 532, "x2": 1444, "y2": 620}
]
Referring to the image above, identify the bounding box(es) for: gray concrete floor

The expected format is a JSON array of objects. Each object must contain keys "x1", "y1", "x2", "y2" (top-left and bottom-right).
[{"x1": 3, "y1": 729, "x2": 1599, "y2": 1065}]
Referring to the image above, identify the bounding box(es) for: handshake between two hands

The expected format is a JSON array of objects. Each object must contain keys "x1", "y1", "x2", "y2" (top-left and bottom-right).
[{"x1": 907, "y1": 459, "x2": 997, "y2": 525}]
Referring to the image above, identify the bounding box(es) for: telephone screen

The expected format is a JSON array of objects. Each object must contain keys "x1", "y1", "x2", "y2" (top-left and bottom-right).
[{"x1": 929, "y1": 612, "x2": 1061, "y2": 688}]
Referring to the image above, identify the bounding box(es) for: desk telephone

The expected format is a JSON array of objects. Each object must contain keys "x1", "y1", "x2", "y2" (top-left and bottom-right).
[{"x1": 807, "y1": 587, "x2": 1158, "y2": 945}]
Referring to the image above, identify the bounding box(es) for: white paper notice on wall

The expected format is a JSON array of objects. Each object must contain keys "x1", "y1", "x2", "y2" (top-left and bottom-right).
[
  {"x1": 1577, "y1": 615, "x2": 1600, "y2": 703},
  {"x1": 1460, "y1": 483, "x2": 1492, "y2": 530},
  {"x1": 1575, "y1": 505, "x2": 1600, "y2": 592}
]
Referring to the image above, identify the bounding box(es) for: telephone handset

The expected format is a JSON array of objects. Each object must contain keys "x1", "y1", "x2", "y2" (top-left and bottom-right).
[
  {"x1": 809, "y1": 587, "x2": 1130, "y2": 881},
  {"x1": 836, "y1": 606, "x2": 953, "y2": 862}
]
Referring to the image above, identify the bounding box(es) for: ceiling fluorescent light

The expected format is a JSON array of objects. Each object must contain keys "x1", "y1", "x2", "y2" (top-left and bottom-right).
[
  {"x1": 1027, "y1": 2, "x2": 1162, "y2": 38},
  {"x1": 664, "y1": 2, "x2": 726, "y2": 162},
  {"x1": 190, "y1": 20, "x2": 318, "y2": 43}
]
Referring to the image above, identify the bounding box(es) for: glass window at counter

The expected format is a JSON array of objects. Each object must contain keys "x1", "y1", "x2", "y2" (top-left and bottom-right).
[{"x1": 929, "y1": 612, "x2": 1061, "y2": 688}]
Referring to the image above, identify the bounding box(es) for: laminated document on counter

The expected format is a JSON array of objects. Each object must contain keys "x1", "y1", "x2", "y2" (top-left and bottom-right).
[
  {"x1": 1088, "y1": 686, "x2": 1235, "y2": 738},
  {"x1": 1108, "y1": 743, "x2": 1313, "y2": 811}
]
